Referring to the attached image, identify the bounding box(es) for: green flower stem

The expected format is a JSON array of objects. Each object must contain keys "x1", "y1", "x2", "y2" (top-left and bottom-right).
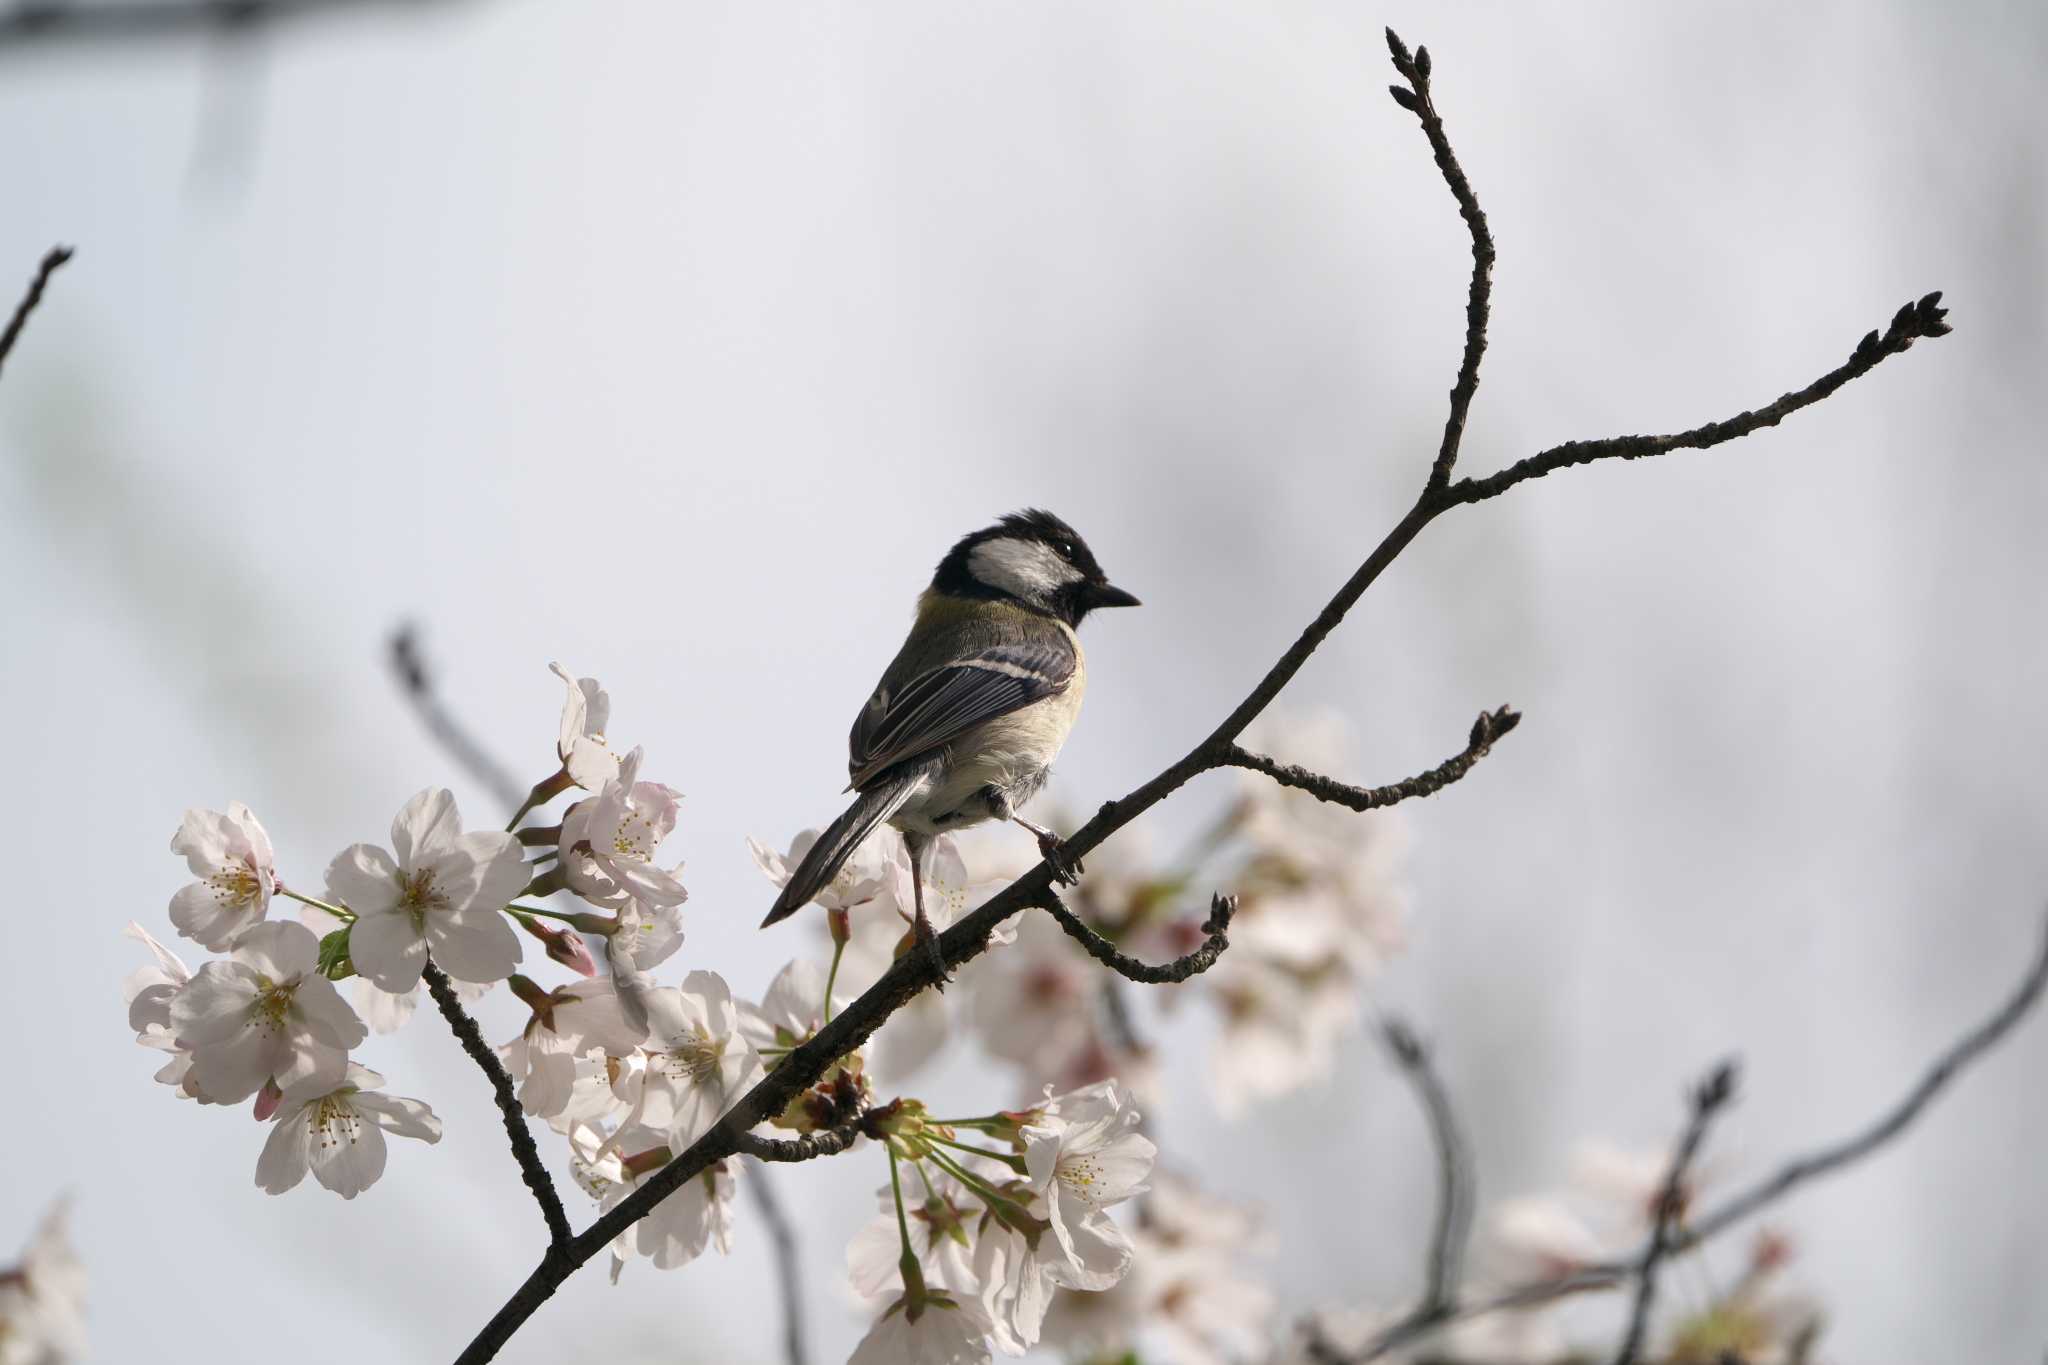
[
  {"x1": 822, "y1": 936, "x2": 848, "y2": 1025},
  {"x1": 925, "y1": 1148, "x2": 1026, "y2": 1218},
  {"x1": 277, "y1": 885, "x2": 353, "y2": 923},
  {"x1": 888, "y1": 1145, "x2": 928, "y2": 1302},
  {"x1": 927, "y1": 1134, "x2": 1026, "y2": 1172}
]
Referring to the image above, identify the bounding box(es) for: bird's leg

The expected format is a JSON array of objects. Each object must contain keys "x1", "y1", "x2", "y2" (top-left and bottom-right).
[
  {"x1": 904, "y1": 832, "x2": 947, "y2": 990},
  {"x1": 1011, "y1": 815, "x2": 1084, "y2": 886}
]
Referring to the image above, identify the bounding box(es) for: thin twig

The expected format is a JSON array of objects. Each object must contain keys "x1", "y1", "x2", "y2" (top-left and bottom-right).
[
  {"x1": 743, "y1": 1161, "x2": 809, "y2": 1365},
  {"x1": 732, "y1": 1117, "x2": 872, "y2": 1164},
  {"x1": 1612, "y1": 1060, "x2": 1739, "y2": 1365},
  {"x1": 1348, "y1": 912, "x2": 2048, "y2": 1361},
  {"x1": 451, "y1": 30, "x2": 1951, "y2": 1358},
  {"x1": 421, "y1": 962, "x2": 572, "y2": 1248},
  {"x1": 1038, "y1": 892, "x2": 1235, "y2": 985},
  {"x1": 1446, "y1": 292, "x2": 1951, "y2": 506},
  {"x1": 0, "y1": 245, "x2": 71, "y2": 378},
  {"x1": 1385, "y1": 29, "x2": 1493, "y2": 492},
  {"x1": 1223, "y1": 706, "x2": 1519, "y2": 812}
]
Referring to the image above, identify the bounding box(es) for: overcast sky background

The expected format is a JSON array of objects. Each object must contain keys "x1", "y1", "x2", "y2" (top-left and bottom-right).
[{"x1": 2, "y1": 2, "x2": 2043, "y2": 1362}]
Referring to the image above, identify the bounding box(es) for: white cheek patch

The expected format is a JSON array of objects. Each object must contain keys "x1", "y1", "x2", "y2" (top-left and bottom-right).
[{"x1": 968, "y1": 537, "x2": 1083, "y2": 600}]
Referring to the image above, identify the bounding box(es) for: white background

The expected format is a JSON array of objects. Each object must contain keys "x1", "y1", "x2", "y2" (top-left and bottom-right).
[{"x1": 1, "y1": 2, "x2": 2043, "y2": 1361}]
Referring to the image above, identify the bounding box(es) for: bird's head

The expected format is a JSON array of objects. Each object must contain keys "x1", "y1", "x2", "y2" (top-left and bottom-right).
[{"x1": 932, "y1": 509, "x2": 1141, "y2": 627}]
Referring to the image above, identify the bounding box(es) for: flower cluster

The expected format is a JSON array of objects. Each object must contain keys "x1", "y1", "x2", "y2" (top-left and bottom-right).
[{"x1": 130, "y1": 666, "x2": 1403, "y2": 1363}]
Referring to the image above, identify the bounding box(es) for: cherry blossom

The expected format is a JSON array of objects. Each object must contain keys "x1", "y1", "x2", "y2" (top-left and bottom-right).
[
  {"x1": 255, "y1": 1064, "x2": 442, "y2": 1199},
  {"x1": 499, "y1": 976, "x2": 645, "y2": 1120},
  {"x1": 167, "y1": 802, "x2": 276, "y2": 950},
  {"x1": 846, "y1": 1176, "x2": 979, "y2": 1305},
  {"x1": 1020, "y1": 1081, "x2": 1155, "y2": 1290},
  {"x1": 559, "y1": 748, "x2": 688, "y2": 913},
  {"x1": 623, "y1": 973, "x2": 760, "y2": 1152},
  {"x1": 326, "y1": 788, "x2": 527, "y2": 992},
  {"x1": 169, "y1": 921, "x2": 366, "y2": 1104},
  {"x1": 569, "y1": 1123, "x2": 738, "y2": 1280},
  {"x1": 350, "y1": 973, "x2": 492, "y2": 1036},
  {"x1": 849, "y1": 1292, "x2": 994, "y2": 1365},
  {"x1": 552, "y1": 662, "x2": 622, "y2": 790},
  {"x1": 748, "y1": 825, "x2": 896, "y2": 918},
  {"x1": 121, "y1": 921, "x2": 197, "y2": 1098}
]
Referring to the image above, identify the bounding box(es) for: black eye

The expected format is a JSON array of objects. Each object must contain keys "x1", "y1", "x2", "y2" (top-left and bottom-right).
[{"x1": 1054, "y1": 539, "x2": 1077, "y2": 560}]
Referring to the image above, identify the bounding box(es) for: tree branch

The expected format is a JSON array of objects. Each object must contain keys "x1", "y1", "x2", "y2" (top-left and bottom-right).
[
  {"x1": 731, "y1": 1117, "x2": 872, "y2": 1164},
  {"x1": 1037, "y1": 891, "x2": 1235, "y2": 984},
  {"x1": 1346, "y1": 912, "x2": 2048, "y2": 1361},
  {"x1": 0, "y1": 0, "x2": 473, "y2": 49},
  {"x1": 1385, "y1": 29, "x2": 1493, "y2": 492},
  {"x1": 0, "y1": 245, "x2": 71, "y2": 378},
  {"x1": 1386, "y1": 1018, "x2": 1474, "y2": 1318},
  {"x1": 1612, "y1": 1060, "x2": 1739, "y2": 1365},
  {"x1": 1446, "y1": 292, "x2": 1951, "y2": 506},
  {"x1": 742, "y1": 1162, "x2": 809, "y2": 1365},
  {"x1": 452, "y1": 31, "x2": 1952, "y2": 1359},
  {"x1": 421, "y1": 961, "x2": 572, "y2": 1249},
  {"x1": 1223, "y1": 706, "x2": 1519, "y2": 812}
]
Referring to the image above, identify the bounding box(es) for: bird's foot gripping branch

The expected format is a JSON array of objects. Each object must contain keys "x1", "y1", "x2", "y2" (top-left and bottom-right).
[{"x1": 107, "y1": 27, "x2": 1999, "y2": 1365}]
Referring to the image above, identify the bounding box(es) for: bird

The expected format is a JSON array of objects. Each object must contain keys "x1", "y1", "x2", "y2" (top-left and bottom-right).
[{"x1": 759, "y1": 509, "x2": 1140, "y2": 984}]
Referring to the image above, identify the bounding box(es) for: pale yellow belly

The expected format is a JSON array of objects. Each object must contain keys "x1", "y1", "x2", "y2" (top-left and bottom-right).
[{"x1": 893, "y1": 635, "x2": 1086, "y2": 836}]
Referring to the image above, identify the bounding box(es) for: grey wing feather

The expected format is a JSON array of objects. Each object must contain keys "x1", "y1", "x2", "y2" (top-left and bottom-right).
[{"x1": 848, "y1": 638, "x2": 1075, "y2": 791}]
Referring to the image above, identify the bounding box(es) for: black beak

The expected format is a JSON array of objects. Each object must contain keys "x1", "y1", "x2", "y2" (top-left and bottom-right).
[{"x1": 1084, "y1": 581, "x2": 1141, "y2": 609}]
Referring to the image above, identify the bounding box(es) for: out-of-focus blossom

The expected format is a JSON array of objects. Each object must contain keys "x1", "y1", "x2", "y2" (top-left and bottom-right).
[
  {"x1": 121, "y1": 921, "x2": 196, "y2": 1097},
  {"x1": 254, "y1": 1064, "x2": 441, "y2": 1199},
  {"x1": 0, "y1": 1200, "x2": 86, "y2": 1364},
  {"x1": 965, "y1": 909, "x2": 1096, "y2": 1078},
  {"x1": 1033, "y1": 1169, "x2": 1269, "y2": 1363},
  {"x1": 1204, "y1": 956, "x2": 1357, "y2": 1117},
  {"x1": 170, "y1": 921, "x2": 365, "y2": 1104},
  {"x1": 327, "y1": 788, "x2": 526, "y2": 993},
  {"x1": 167, "y1": 803, "x2": 276, "y2": 950},
  {"x1": 1476, "y1": 1194, "x2": 1606, "y2": 1286},
  {"x1": 849, "y1": 1292, "x2": 993, "y2": 1365},
  {"x1": 560, "y1": 748, "x2": 688, "y2": 913}
]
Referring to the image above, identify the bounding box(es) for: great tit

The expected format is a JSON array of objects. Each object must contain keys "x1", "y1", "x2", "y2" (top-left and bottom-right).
[{"x1": 760, "y1": 509, "x2": 1140, "y2": 979}]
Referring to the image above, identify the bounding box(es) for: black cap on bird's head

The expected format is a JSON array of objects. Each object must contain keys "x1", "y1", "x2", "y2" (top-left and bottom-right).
[{"x1": 932, "y1": 508, "x2": 1141, "y2": 626}]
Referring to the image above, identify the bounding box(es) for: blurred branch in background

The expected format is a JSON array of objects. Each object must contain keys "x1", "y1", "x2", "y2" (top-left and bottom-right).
[
  {"x1": 1337, "y1": 912, "x2": 2048, "y2": 1362},
  {"x1": 0, "y1": 245, "x2": 71, "y2": 378},
  {"x1": 1611, "y1": 1060, "x2": 1740, "y2": 1365},
  {"x1": 385, "y1": 626, "x2": 815, "y2": 1365},
  {"x1": 0, "y1": 0, "x2": 472, "y2": 50}
]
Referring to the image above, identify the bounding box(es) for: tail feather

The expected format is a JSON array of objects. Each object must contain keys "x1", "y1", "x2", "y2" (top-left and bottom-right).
[{"x1": 760, "y1": 775, "x2": 920, "y2": 928}]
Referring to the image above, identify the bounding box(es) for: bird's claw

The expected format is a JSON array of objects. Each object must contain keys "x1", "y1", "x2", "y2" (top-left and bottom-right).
[
  {"x1": 913, "y1": 914, "x2": 950, "y2": 992},
  {"x1": 1036, "y1": 831, "x2": 1084, "y2": 886}
]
